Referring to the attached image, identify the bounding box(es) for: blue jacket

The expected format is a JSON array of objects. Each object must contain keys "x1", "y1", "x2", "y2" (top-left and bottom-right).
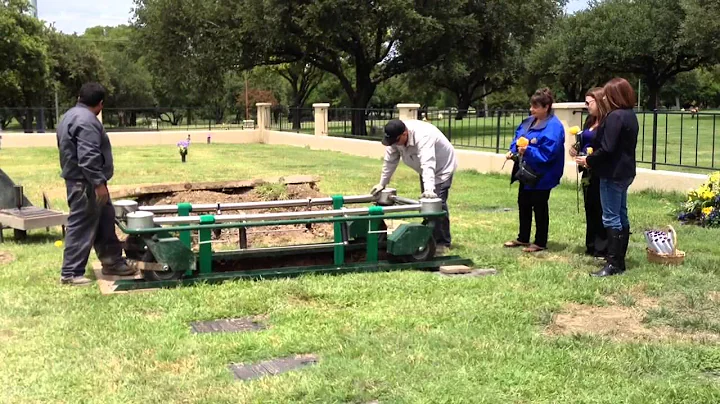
[{"x1": 509, "y1": 114, "x2": 565, "y2": 190}]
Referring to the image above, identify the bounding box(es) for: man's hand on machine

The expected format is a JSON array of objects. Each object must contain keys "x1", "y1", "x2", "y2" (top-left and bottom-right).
[
  {"x1": 370, "y1": 184, "x2": 385, "y2": 196},
  {"x1": 421, "y1": 190, "x2": 438, "y2": 199}
]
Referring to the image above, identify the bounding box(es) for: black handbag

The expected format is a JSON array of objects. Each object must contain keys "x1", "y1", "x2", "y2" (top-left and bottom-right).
[{"x1": 512, "y1": 156, "x2": 542, "y2": 187}]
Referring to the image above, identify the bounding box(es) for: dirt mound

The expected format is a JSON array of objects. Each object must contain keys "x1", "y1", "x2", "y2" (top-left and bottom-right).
[
  {"x1": 545, "y1": 295, "x2": 720, "y2": 343},
  {"x1": 120, "y1": 183, "x2": 336, "y2": 249},
  {"x1": 0, "y1": 250, "x2": 14, "y2": 265}
]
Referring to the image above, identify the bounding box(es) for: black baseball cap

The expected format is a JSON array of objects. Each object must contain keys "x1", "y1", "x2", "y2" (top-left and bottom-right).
[{"x1": 382, "y1": 119, "x2": 406, "y2": 146}]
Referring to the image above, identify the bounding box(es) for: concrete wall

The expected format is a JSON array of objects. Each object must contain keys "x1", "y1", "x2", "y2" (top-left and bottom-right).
[
  {"x1": 259, "y1": 129, "x2": 706, "y2": 194},
  {"x1": 0, "y1": 101, "x2": 709, "y2": 194}
]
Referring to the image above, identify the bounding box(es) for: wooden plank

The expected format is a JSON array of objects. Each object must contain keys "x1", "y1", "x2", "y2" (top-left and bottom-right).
[
  {"x1": 91, "y1": 262, "x2": 156, "y2": 296},
  {"x1": 439, "y1": 265, "x2": 473, "y2": 275}
]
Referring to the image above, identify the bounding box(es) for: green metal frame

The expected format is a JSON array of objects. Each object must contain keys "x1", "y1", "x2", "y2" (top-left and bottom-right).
[
  {"x1": 114, "y1": 197, "x2": 460, "y2": 290},
  {"x1": 112, "y1": 255, "x2": 472, "y2": 291}
]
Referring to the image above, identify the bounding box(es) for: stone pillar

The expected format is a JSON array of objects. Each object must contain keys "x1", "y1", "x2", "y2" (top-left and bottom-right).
[
  {"x1": 552, "y1": 102, "x2": 586, "y2": 152},
  {"x1": 397, "y1": 103, "x2": 421, "y2": 121},
  {"x1": 313, "y1": 103, "x2": 330, "y2": 136},
  {"x1": 256, "y1": 103, "x2": 272, "y2": 130}
]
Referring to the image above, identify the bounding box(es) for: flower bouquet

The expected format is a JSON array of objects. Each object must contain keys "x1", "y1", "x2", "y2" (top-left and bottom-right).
[
  {"x1": 677, "y1": 172, "x2": 720, "y2": 228},
  {"x1": 177, "y1": 140, "x2": 189, "y2": 162}
]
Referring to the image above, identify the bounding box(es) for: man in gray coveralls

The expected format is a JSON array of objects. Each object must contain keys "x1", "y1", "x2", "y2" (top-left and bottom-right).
[{"x1": 56, "y1": 83, "x2": 135, "y2": 286}]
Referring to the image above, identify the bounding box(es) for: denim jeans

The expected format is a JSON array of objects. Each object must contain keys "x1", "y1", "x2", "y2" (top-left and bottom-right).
[{"x1": 599, "y1": 177, "x2": 634, "y2": 231}]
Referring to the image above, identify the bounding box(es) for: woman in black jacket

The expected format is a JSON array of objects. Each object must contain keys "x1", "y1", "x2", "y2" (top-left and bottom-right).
[
  {"x1": 570, "y1": 87, "x2": 608, "y2": 259},
  {"x1": 575, "y1": 78, "x2": 639, "y2": 277}
]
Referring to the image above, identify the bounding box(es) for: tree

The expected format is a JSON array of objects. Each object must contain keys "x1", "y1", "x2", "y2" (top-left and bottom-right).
[
  {"x1": 133, "y1": 0, "x2": 233, "y2": 126},
  {"x1": 0, "y1": 0, "x2": 50, "y2": 131},
  {"x1": 272, "y1": 62, "x2": 323, "y2": 129},
  {"x1": 82, "y1": 26, "x2": 155, "y2": 114},
  {"x1": 239, "y1": 0, "x2": 467, "y2": 135},
  {"x1": 43, "y1": 28, "x2": 109, "y2": 129},
  {"x1": 131, "y1": 0, "x2": 466, "y2": 136},
  {"x1": 581, "y1": 0, "x2": 720, "y2": 108},
  {"x1": 526, "y1": 12, "x2": 609, "y2": 103},
  {"x1": 427, "y1": 0, "x2": 566, "y2": 119}
]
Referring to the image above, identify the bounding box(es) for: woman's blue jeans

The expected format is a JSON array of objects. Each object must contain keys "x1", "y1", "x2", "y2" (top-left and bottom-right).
[{"x1": 599, "y1": 177, "x2": 634, "y2": 231}]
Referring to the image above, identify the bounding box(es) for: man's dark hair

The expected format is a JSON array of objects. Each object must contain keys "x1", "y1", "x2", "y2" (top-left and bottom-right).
[{"x1": 78, "y1": 83, "x2": 106, "y2": 107}]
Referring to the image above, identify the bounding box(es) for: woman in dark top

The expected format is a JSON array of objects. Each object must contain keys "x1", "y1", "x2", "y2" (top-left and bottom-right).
[
  {"x1": 575, "y1": 78, "x2": 639, "y2": 277},
  {"x1": 570, "y1": 87, "x2": 608, "y2": 259}
]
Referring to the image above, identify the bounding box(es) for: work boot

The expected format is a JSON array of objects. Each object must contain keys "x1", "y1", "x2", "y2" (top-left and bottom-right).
[
  {"x1": 436, "y1": 244, "x2": 451, "y2": 256},
  {"x1": 102, "y1": 261, "x2": 137, "y2": 277},
  {"x1": 591, "y1": 228, "x2": 625, "y2": 277},
  {"x1": 60, "y1": 276, "x2": 94, "y2": 286}
]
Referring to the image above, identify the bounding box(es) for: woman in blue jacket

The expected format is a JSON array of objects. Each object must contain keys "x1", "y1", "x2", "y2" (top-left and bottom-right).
[{"x1": 503, "y1": 88, "x2": 566, "y2": 253}]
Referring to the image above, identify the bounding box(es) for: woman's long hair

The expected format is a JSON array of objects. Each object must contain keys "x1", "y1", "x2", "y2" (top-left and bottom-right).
[
  {"x1": 588, "y1": 87, "x2": 610, "y2": 126},
  {"x1": 604, "y1": 78, "x2": 637, "y2": 111}
]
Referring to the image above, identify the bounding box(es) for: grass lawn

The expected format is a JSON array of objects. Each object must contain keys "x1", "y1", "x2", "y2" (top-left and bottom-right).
[{"x1": 2, "y1": 144, "x2": 720, "y2": 403}]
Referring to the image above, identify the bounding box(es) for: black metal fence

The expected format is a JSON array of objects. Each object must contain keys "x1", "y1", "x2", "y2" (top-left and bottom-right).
[
  {"x1": 575, "y1": 109, "x2": 720, "y2": 171},
  {"x1": 4, "y1": 104, "x2": 720, "y2": 172},
  {"x1": 270, "y1": 107, "x2": 314, "y2": 133},
  {"x1": 0, "y1": 107, "x2": 258, "y2": 133}
]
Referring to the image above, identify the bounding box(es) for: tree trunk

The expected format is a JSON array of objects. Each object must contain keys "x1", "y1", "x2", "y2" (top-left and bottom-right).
[
  {"x1": 455, "y1": 92, "x2": 472, "y2": 120},
  {"x1": 647, "y1": 81, "x2": 662, "y2": 110},
  {"x1": 349, "y1": 82, "x2": 376, "y2": 137},
  {"x1": 130, "y1": 112, "x2": 137, "y2": 127},
  {"x1": 23, "y1": 109, "x2": 33, "y2": 133}
]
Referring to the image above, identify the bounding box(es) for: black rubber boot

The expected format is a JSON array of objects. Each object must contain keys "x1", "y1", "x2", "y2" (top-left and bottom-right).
[
  {"x1": 591, "y1": 228, "x2": 625, "y2": 277},
  {"x1": 619, "y1": 227, "x2": 630, "y2": 271}
]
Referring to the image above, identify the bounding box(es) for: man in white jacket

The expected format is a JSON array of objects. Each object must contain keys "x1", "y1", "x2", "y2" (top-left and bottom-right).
[{"x1": 371, "y1": 119, "x2": 458, "y2": 250}]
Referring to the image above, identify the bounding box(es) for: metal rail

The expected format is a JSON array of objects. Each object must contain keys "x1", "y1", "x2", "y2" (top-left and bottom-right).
[
  {"x1": 139, "y1": 194, "x2": 376, "y2": 214},
  {"x1": 116, "y1": 211, "x2": 445, "y2": 235},
  {"x1": 152, "y1": 204, "x2": 423, "y2": 225}
]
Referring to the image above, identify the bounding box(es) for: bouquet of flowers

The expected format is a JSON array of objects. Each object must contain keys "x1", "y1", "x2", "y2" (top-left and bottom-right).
[
  {"x1": 177, "y1": 140, "x2": 190, "y2": 162},
  {"x1": 677, "y1": 172, "x2": 720, "y2": 227}
]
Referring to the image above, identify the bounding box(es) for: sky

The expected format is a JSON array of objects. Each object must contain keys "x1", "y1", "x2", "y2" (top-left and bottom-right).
[{"x1": 37, "y1": 0, "x2": 591, "y2": 35}]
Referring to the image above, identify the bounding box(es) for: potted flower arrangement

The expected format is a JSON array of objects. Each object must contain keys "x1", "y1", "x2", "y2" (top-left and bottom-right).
[
  {"x1": 677, "y1": 172, "x2": 720, "y2": 227},
  {"x1": 177, "y1": 140, "x2": 190, "y2": 162}
]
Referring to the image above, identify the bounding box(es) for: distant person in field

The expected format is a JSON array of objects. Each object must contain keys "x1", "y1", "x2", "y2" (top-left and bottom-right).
[
  {"x1": 575, "y1": 78, "x2": 639, "y2": 277},
  {"x1": 504, "y1": 88, "x2": 565, "y2": 253},
  {"x1": 569, "y1": 87, "x2": 608, "y2": 259},
  {"x1": 371, "y1": 119, "x2": 458, "y2": 252}
]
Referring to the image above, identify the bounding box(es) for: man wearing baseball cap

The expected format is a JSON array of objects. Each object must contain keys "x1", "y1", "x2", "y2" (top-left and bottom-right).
[{"x1": 371, "y1": 118, "x2": 458, "y2": 250}]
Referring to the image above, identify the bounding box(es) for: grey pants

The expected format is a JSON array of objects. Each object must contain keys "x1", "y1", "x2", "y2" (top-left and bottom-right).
[
  {"x1": 61, "y1": 180, "x2": 124, "y2": 278},
  {"x1": 419, "y1": 175, "x2": 453, "y2": 246}
]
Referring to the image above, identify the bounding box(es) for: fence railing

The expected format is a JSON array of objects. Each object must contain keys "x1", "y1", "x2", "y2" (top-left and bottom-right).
[
  {"x1": 270, "y1": 107, "x2": 314, "y2": 134},
  {"x1": 576, "y1": 109, "x2": 720, "y2": 171},
  {"x1": 4, "y1": 104, "x2": 720, "y2": 172},
  {"x1": 0, "y1": 107, "x2": 258, "y2": 133}
]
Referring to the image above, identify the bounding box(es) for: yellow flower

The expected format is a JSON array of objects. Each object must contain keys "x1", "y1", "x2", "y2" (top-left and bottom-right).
[
  {"x1": 703, "y1": 207, "x2": 714, "y2": 216},
  {"x1": 54, "y1": 240, "x2": 63, "y2": 248},
  {"x1": 569, "y1": 126, "x2": 581, "y2": 135}
]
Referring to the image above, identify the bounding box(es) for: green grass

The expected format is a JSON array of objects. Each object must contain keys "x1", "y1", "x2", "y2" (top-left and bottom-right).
[{"x1": 2, "y1": 144, "x2": 720, "y2": 403}]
